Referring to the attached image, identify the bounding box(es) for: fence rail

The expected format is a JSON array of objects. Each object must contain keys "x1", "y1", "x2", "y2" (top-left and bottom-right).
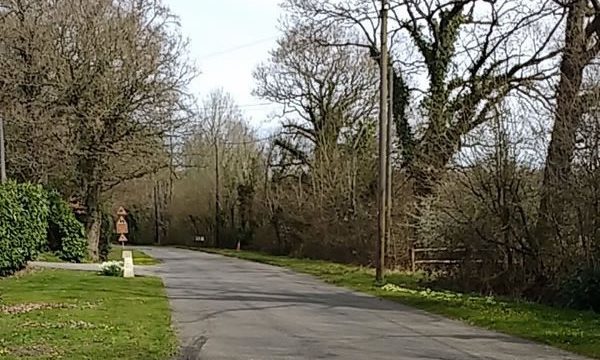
[{"x1": 410, "y1": 247, "x2": 495, "y2": 272}]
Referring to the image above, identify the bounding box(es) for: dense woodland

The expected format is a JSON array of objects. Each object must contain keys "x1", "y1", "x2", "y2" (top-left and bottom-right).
[{"x1": 2, "y1": 0, "x2": 600, "y2": 309}]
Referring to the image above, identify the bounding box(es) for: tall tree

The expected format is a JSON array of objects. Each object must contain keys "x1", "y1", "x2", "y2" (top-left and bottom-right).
[
  {"x1": 181, "y1": 90, "x2": 260, "y2": 247},
  {"x1": 285, "y1": 0, "x2": 562, "y2": 196},
  {"x1": 0, "y1": 0, "x2": 195, "y2": 258},
  {"x1": 253, "y1": 28, "x2": 378, "y2": 169},
  {"x1": 536, "y1": 0, "x2": 600, "y2": 270}
]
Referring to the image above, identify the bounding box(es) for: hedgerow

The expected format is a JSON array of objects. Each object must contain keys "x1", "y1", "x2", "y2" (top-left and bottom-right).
[{"x1": 0, "y1": 182, "x2": 49, "y2": 276}]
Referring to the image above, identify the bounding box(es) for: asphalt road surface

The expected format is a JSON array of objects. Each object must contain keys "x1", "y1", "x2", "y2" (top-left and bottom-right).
[{"x1": 141, "y1": 247, "x2": 587, "y2": 360}]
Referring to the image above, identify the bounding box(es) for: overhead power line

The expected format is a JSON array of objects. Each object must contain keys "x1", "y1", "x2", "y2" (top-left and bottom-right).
[
  {"x1": 220, "y1": 135, "x2": 277, "y2": 145},
  {"x1": 198, "y1": 37, "x2": 276, "y2": 60},
  {"x1": 196, "y1": 102, "x2": 277, "y2": 111}
]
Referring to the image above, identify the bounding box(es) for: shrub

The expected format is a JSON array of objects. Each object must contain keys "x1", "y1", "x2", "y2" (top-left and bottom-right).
[
  {"x1": 560, "y1": 266, "x2": 600, "y2": 312},
  {"x1": 99, "y1": 261, "x2": 123, "y2": 277},
  {"x1": 0, "y1": 182, "x2": 49, "y2": 276},
  {"x1": 47, "y1": 191, "x2": 87, "y2": 263}
]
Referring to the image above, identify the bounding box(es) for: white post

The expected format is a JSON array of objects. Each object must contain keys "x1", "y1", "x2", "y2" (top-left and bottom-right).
[{"x1": 122, "y1": 250, "x2": 134, "y2": 278}]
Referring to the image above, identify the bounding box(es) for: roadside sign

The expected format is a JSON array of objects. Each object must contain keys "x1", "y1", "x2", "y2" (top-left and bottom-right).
[
  {"x1": 117, "y1": 206, "x2": 128, "y2": 216},
  {"x1": 118, "y1": 234, "x2": 128, "y2": 243},
  {"x1": 116, "y1": 217, "x2": 129, "y2": 234}
]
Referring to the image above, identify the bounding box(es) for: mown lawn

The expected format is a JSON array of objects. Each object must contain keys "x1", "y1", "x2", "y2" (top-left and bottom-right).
[
  {"x1": 0, "y1": 269, "x2": 176, "y2": 359},
  {"x1": 201, "y1": 248, "x2": 600, "y2": 359},
  {"x1": 37, "y1": 247, "x2": 160, "y2": 266},
  {"x1": 107, "y1": 247, "x2": 161, "y2": 265}
]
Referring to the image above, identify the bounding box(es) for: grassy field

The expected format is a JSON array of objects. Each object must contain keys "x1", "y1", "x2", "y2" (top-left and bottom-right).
[
  {"x1": 37, "y1": 247, "x2": 160, "y2": 266},
  {"x1": 0, "y1": 269, "x2": 176, "y2": 359},
  {"x1": 201, "y1": 248, "x2": 600, "y2": 359}
]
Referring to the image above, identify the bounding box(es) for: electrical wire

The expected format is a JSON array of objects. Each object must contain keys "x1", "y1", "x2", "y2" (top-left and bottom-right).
[
  {"x1": 196, "y1": 102, "x2": 278, "y2": 111},
  {"x1": 198, "y1": 37, "x2": 276, "y2": 60}
]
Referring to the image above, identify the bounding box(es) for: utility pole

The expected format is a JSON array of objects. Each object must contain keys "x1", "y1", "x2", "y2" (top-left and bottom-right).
[
  {"x1": 214, "y1": 139, "x2": 221, "y2": 248},
  {"x1": 376, "y1": 0, "x2": 389, "y2": 283},
  {"x1": 153, "y1": 181, "x2": 161, "y2": 245},
  {"x1": 386, "y1": 63, "x2": 394, "y2": 258},
  {"x1": 0, "y1": 117, "x2": 6, "y2": 184},
  {"x1": 168, "y1": 135, "x2": 174, "y2": 202}
]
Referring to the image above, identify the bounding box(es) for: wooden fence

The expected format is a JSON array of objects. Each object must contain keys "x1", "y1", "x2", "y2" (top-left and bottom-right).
[{"x1": 410, "y1": 247, "x2": 498, "y2": 272}]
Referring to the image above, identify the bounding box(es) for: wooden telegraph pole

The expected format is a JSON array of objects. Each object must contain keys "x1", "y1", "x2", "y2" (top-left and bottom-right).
[
  {"x1": 214, "y1": 139, "x2": 221, "y2": 248},
  {"x1": 376, "y1": 0, "x2": 389, "y2": 283},
  {"x1": 0, "y1": 116, "x2": 6, "y2": 184},
  {"x1": 386, "y1": 62, "x2": 394, "y2": 258}
]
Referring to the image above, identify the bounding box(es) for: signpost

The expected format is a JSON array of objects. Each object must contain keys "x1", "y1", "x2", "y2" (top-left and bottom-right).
[
  {"x1": 116, "y1": 207, "x2": 129, "y2": 249},
  {"x1": 117, "y1": 206, "x2": 127, "y2": 216},
  {"x1": 115, "y1": 206, "x2": 134, "y2": 277}
]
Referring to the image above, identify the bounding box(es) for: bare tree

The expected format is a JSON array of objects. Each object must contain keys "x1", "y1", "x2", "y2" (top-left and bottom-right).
[
  {"x1": 0, "y1": 0, "x2": 195, "y2": 258},
  {"x1": 536, "y1": 0, "x2": 600, "y2": 271},
  {"x1": 252, "y1": 27, "x2": 387, "y2": 262},
  {"x1": 284, "y1": 0, "x2": 562, "y2": 196},
  {"x1": 253, "y1": 28, "x2": 379, "y2": 169},
  {"x1": 172, "y1": 90, "x2": 262, "y2": 247}
]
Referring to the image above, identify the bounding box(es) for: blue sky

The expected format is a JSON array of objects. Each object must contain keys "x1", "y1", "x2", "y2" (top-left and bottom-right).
[{"x1": 167, "y1": 0, "x2": 282, "y2": 132}]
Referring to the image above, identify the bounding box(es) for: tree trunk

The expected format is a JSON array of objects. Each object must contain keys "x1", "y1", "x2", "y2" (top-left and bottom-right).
[
  {"x1": 86, "y1": 208, "x2": 102, "y2": 261},
  {"x1": 535, "y1": 0, "x2": 587, "y2": 271},
  {"x1": 82, "y1": 177, "x2": 102, "y2": 260}
]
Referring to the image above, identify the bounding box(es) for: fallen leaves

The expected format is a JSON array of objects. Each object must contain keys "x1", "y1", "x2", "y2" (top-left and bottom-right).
[
  {"x1": 22, "y1": 319, "x2": 114, "y2": 330},
  {"x1": 0, "y1": 301, "x2": 96, "y2": 315},
  {"x1": 2, "y1": 344, "x2": 62, "y2": 357}
]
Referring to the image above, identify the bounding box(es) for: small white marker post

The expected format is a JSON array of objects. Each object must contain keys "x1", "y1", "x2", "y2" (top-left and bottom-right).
[{"x1": 122, "y1": 250, "x2": 134, "y2": 278}]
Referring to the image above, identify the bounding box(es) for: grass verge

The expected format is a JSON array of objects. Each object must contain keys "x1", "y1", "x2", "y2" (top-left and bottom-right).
[
  {"x1": 37, "y1": 247, "x2": 160, "y2": 266},
  {"x1": 200, "y1": 247, "x2": 600, "y2": 359},
  {"x1": 0, "y1": 269, "x2": 176, "y2": 359},
  {"x1": 107, "y1": 247, "x2": 161, "y2": 265}
]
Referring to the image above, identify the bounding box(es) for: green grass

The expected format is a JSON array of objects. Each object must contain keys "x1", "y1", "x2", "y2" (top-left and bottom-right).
[
  {"x1": 34, "y1": 252, "x2": 64, "y2": 263},
  {"x1": 0, "y1": 269, "x2": 176, "y2": 359},
  {"x1": 107, "y1": 247, "x2": 161, "y2": 265},
  {"x1": 37, "y1": 247, "x2": 160, "y2": 266},
  {"x1": 201, "y1": 248, "x2": 600, "y2": 359}
]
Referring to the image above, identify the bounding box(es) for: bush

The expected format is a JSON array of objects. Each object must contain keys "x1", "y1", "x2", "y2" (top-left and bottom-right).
[
  {"x1": 560, "y1": 266, "x2": 600, "y2": 312},
  {"x1": 0, "y1": 182, "x2": 49, "y2": 276},
  {"x1": 47, "y1": 191, "x2": 87, "y2": 263},
  {"x1": 99, "y1": 261, "x2": 123, "y2": 277}
]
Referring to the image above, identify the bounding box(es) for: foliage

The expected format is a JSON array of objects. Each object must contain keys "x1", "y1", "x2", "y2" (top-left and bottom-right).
[
  {"x1": 124, "y1": 208, "x2": 140, "y2": 244},
  {"x1": 282, "y1": 0, "x2": 560, "y2": 196},
  {"x1": 560, "y1": 267, "x2": 600, "y2": 313},
  {"x1": 0, "y1": 269, "x2": 176, "y2": 359},
  {"x1": 0, "y1": 0, "x2": 196, "y2": 257},
  {"x1": 0, "y1": 182, "x2": 49, "y2": 276},
  {"x1": 47, "y1": 191, "x2": 87, "y2": 263},
  {"x1": 99, "y1": 261, "x2": 123, "y2": 277}
]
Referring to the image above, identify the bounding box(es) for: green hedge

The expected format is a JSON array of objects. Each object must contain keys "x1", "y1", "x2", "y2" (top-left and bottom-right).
[
  {"x1": 560, "y1": 266, "x2": 600, "y2": 312},
  {"x1": 47, "y1": 191, "x2": 87, "y2": 263},
  {"x1": 0, "y1": 182, "x2": 49, "y2": 276}
]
